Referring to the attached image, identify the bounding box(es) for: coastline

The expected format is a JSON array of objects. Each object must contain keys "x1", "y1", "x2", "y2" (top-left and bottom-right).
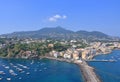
[
  {"x1": 1, "y1": 49, "x2": 117, "y2": 82},
  {"x1": 41, "y1": 56, "x2": 101, "y2": 82},
  {"x1": 91, "y1": 49, "x2": 120, "y2": 59},
  {"x1": 0, "y1": 49, "x2": 117, "y2": 82},
  {"x1": 0, "y1": 55, "x2": 101, "y2": 82}
]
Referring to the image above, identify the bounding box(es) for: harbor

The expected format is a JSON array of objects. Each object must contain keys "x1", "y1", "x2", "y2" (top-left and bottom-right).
[
  {"x1": 0, "y1": 58, "x2": 84, "y2": 82},
  {"x1": 42, "y1": 56, "x2": 101, "y2": 82},
  {"x1": 0, "y1": 56, "x2": 101, "y2": 82},
  {"x1": 0, "y1": 50, "x2": 120, "y2": 82}
]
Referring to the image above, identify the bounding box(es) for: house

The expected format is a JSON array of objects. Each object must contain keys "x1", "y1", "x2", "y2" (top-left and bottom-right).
[
  {"x1": 63, "y1": 53, "x2": 71, "y2": 59},
  {"x1": 59, "y1": 52, "x2": 64, "y2": 57},
  {"x1": 51, "y1": 50, "x2": 59, "y2": 58},
  {"x1": 48, "y1": 44, "x2": 54, "y2": 48},
  {"x1": 72, "y1": 51, "x2": 79, "y2": 60},
  {"x1": 54, "y1": 53, "x2": 58, "y2": 58},
  {"x1": 81, "y1": 50, "x2": 89, "y2": 59}
]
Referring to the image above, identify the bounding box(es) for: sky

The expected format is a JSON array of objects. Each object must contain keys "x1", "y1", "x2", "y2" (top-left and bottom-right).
[{"x1": 0, "y1": 0, "x2": 120, "y2": 36}]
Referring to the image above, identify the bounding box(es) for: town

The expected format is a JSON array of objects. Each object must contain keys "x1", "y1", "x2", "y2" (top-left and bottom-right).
[{"x1": 0, "y1": 37, "x2": 120, "y2": 61}]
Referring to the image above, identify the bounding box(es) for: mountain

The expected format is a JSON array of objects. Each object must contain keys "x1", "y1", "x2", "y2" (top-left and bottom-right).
[
  {"x1": 37, "y1": 27, "x2": 73, "y2": 34},
  {"x1": 76, "y1": 30, "x2": 110, "y2": 40},
  {"x1": 0, "y1": 26, "x2": 118, "y2": 41}
]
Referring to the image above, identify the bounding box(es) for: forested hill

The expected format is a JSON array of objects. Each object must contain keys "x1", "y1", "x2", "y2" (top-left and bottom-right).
[{"x1": 0, "y1": 27, "x2": 118, "y2": 41}]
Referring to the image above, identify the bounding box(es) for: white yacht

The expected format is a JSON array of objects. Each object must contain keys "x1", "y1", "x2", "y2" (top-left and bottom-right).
[
  {"x1": 7, "y1": 78, "x2": 11, "y2": 81},
  {"x1": 0, "y1": 77, "x2": 3, "y2": 80},
  {"x1": 0, "y1": 71, "x2": 5, "y2": 75},
  {"x1": 9, "y1": 69, "x2": 17, "y2": 76},
  {"x1": 5, "y1": 66, "x2": 9, "y2": 69}
]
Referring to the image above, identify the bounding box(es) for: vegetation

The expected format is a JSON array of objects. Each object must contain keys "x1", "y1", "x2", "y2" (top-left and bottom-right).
[
  {"x1": 53, "y1": 42, "x2": 70, "y2": 52},
  {"x1": 0, "y1": 41, "x2": 70, "y2": 58}
]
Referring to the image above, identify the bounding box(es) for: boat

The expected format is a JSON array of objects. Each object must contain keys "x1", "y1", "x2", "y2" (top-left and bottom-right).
[
  {"x1": 0, "y1": 77, "x2": 3, "y2": 80},
  {"x1": 5, "y1": 66, "x2": 9, "y2": 69},
  {"x1": 9, "y1": 69, "x2": 17, "y2": 76},
  {"x1": 23, "y1": 66, "x2": 29, "y2": 69},
  {"x1": 7, "y1": 78, "x2": 11, "y2": 81},
  {"x1": 9, "y1": 69, "x2": 14, "y2": 73},
  {"x1": 19, "y1": 77, "x2": 22, "y2": 79},
  {"x1": 17, "y1": 64, "x2": 29, "y2": 69},
  {"x1": 13, "y1": 65, "x2": 18, "y2": 68},
  {"x1": 16, "y1": 68, "x2": 23, "y2": 72},
  {"x1": 26, "y1": 72, "x2": 30, "y2": 75},
  {"x1": 0, "y1": 71, "x2": 5, "y2": 75}
]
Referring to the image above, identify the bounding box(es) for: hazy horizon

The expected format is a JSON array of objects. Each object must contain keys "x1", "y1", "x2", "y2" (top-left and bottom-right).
[{"x1": 0, "y1": 0, "x2": 120, "y2": 36}]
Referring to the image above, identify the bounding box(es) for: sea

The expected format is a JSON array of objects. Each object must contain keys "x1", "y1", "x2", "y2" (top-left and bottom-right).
[
  {"x1": 0, "y1": 50, "x2": 120, "y2": 82},
  {"x1": 88, "y1": 50, "x2": 120, "y2": 82},
  {"x1": 0, "y1": 58, "x2": 84, "y2": 82}
]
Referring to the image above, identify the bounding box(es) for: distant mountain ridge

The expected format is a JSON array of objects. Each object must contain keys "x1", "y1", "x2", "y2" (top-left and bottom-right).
[{"x1": 0, "y1": 26, "x2": 119, "y2": 41}]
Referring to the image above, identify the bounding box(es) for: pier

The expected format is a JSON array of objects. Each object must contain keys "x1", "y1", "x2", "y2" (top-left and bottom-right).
[
  {"x1": 74, "y1": 60, "x2": 101, "y2": 82},
  {"x1": 86, "y1": 59, "x2": 116, "y2": 62},
  {"x1": 43, "y1": 56, "x2": 101, "y2": 82}
]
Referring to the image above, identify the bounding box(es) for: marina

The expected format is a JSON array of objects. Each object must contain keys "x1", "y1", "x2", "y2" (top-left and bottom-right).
[
  {"x1": 0, "y1": 58, "x2": 83, "y2": 82},
  {"x1": 0, "y1": 50, "x2": 119, "y2": 82},
  {"x1": 42, "y1": 56, "x2": 101, "y2": 82}
]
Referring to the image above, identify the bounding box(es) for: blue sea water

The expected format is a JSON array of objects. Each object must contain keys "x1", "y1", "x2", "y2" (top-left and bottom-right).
[
  {"x1": 88, "y1": 50, "x2": 120, "y2": 82},
  {"x1": 0, "y1": 58, "x2": 84, "y2": 82}
]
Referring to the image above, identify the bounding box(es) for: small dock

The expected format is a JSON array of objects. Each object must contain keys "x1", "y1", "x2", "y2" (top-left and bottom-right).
[{"x1": 86, "y1": 59, "x2": 116, "y2": 62}]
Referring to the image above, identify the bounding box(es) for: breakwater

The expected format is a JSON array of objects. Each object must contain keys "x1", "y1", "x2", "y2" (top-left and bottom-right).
[
  {"x1": 89, "y1": 50, "x2": 120, "y2": 82},
  {"x1": 74, "y1": 61, "x2": 101, "y2": 82},
  {"x1": 42, "y1": 56, "x2": 101, "y2": 82}
]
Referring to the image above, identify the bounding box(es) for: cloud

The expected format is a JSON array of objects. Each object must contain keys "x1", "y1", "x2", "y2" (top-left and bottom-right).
[
  {"x1": 63, "y1": 15, "x2": 67, "y2": 19},
  {"x1": 48, "y1": 14, "x2": 67, "y2": 22}
]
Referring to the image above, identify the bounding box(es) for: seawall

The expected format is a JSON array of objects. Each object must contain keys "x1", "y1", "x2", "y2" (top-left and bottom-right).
[
  {"x1": 42, "y1": 56, "x2": 101, "y2": 82},
  {"x1": 74, "y1": 60, "x2": 101, "y2": 82}
]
